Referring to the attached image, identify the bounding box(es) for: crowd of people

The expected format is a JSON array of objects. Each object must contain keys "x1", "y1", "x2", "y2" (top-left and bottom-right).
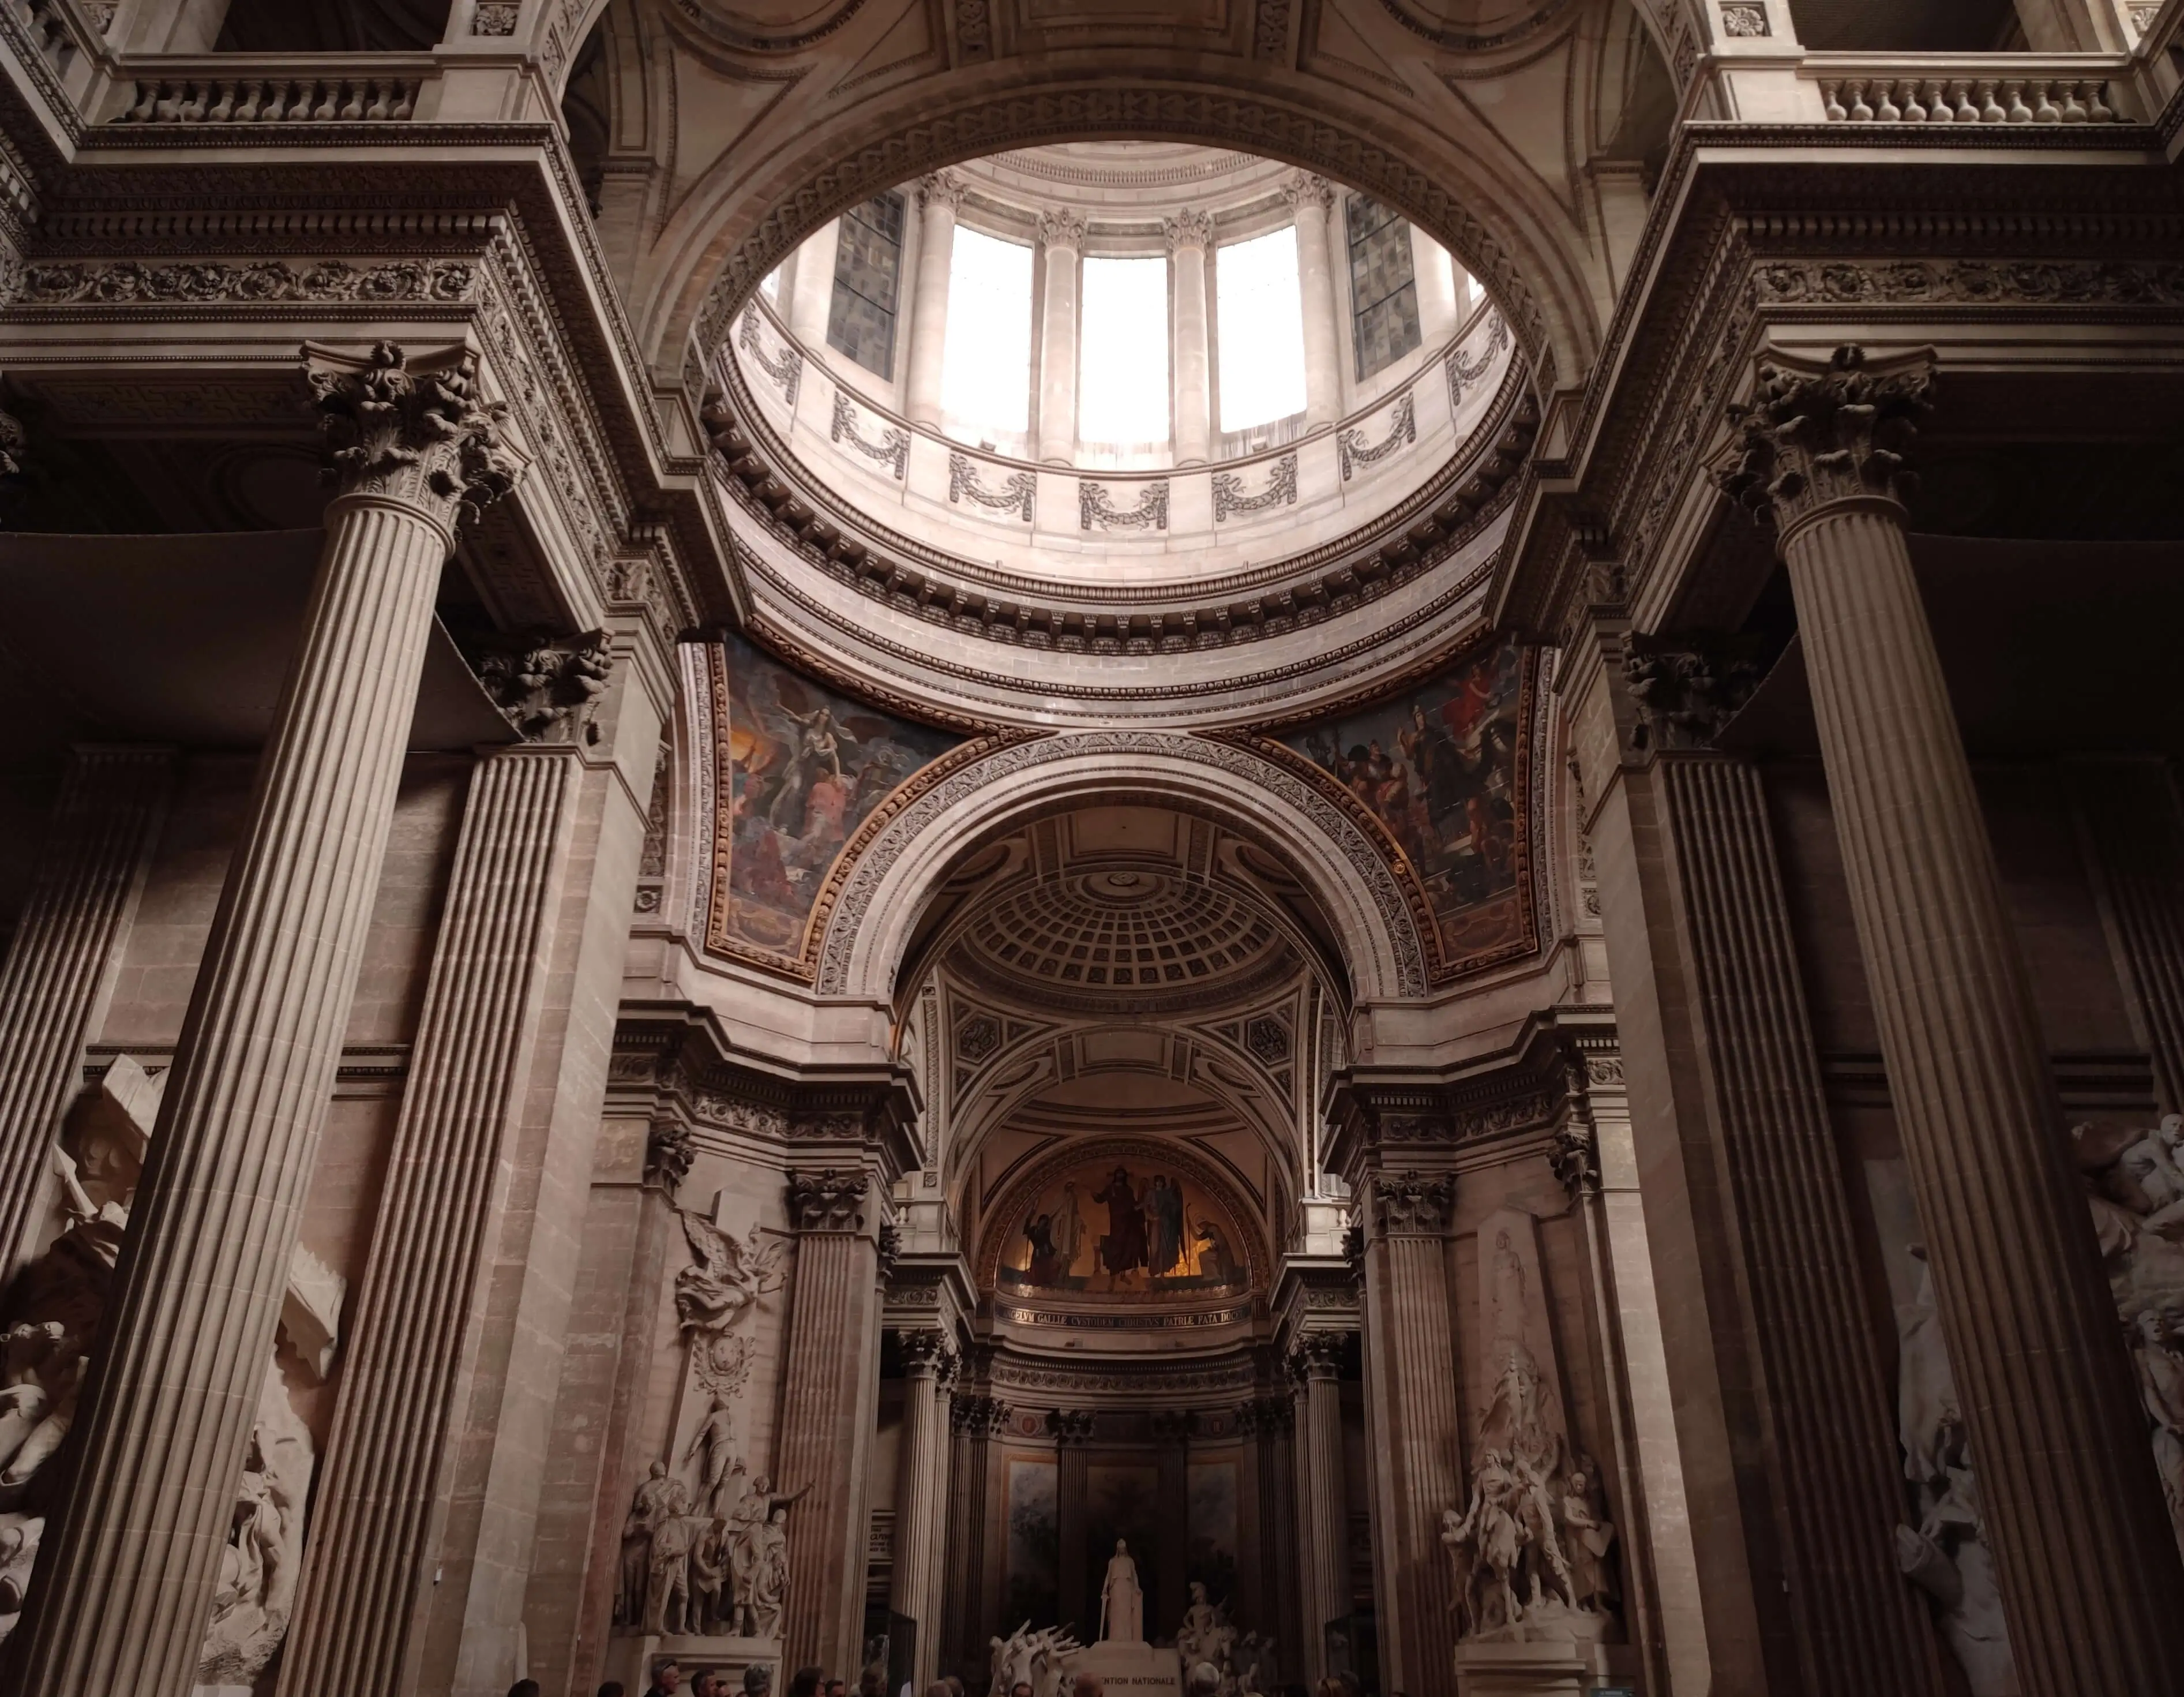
[{"x1": 520, "y1": 1646, "x2": 1384, "y2": 1697}]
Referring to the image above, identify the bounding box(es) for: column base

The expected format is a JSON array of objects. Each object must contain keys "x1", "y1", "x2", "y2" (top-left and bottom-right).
[
  {"x1": 1451, "y1": 1632, "x2": 1633, "y2": 1697},
  {"x1": 610, "y1": 1631, "x2": 784, "y2": 1694}
]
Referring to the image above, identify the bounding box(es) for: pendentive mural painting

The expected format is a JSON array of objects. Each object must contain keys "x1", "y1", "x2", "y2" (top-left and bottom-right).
[
  {"x1": 1281, "y1": 635, "x2": 1535, "y2": 977},
  {"x1": 704, "y1": 634, "x2": 960, "y2": 971}
]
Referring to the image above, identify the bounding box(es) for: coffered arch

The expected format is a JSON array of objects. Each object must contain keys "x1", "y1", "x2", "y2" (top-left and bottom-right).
[{"x1": 814, "y1": 731, "x2": 1431, "y2": 1006}]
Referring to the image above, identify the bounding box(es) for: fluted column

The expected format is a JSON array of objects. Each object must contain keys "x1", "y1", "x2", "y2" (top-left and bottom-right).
[
  {"x1": 1166, "y1": 209, "x2": 1212, "y2": 464},
  {"x1": 942, "y1": 1393, "x2": 1005, "y2": 1679},
  {"x1": 1289, "y1": 1336, "x2": 1348, "y2": 1686},
  {"x1": 0, "y1": 745, "x2": 172, "y2": 1270},
  {"x1": 1051, "y1": 1408, "x2": 1093, "y2": 1636},
  {"x1": 276, "y1": 735, "x2": 591, "y2": 1696},
  {"x1": 1358, "y1": 1174, "x2": 1458, "y2": 1697},
  {"x1": 2069, "y1": 757, "x2": 2184, "y2": 1108},
  {"x1": 906, "y1": 173, "x2": 963, "y2": 427},
  {"x1": 791, "y1": 218, "x2": 842, "y2": 350},
  {"x1": 891, "y1": 1331, "x2": 953, "y2": 1685},
  {"x1": 1285, "y1": 174, "x2": 1341, "y2": 427},
  {"x1": 7, "y1": 343, "x2": 517, "y2": 1696},
  {"x1": 1566, "y1": 595, "x2": 1935, "y2": 1697},
  {"x1": 1258, "y1": 1397, "x2": 1300, "y2": 1659},
  {"x1": 1720, "y1": 344, "x2": 2184, "y2": 1695},
  {"x1": 1035, "y1": 210, "x2": 1085, "y2": 466},
  {"x1": 1151, "y1": 1410, "x2": 1189, "y2": 1640},
  {"x1": 778, "y1": 1168, "x2": 888, "y2": 1676}
]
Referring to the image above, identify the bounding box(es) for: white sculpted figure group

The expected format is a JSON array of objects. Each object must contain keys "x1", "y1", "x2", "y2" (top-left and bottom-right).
[
  {"x1": 0, "y1": 1058, "x2": 328, "y2": 1693},
  {"x1": 989, "y1": 1620, "x2": 1083, "y2": 1697},
  {"x1": 1176, "y1": 1580, "x2": 1274, "y2": 1697},
  {"x1": 1441, "y1": 1230, "x2": 1618, "y2": 1646},
  {"x1": 618, "y1": 1450, "x2": 803, "y2": 1638},
  {"x1": 613, "y1": 1196, "x2": 800, "y2": 1642}
]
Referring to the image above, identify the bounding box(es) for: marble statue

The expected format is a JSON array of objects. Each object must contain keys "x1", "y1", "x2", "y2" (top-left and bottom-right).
[
  {"x1": 196, "y1": 1362, "x2": 315, "y2": 1690},
  {"x1": 1229, "y1": 1630, "x2": 1277, "y2": 1697},
  {"x1": 990, "y1": 1622, "x2": 1082, "y2": 1697},
  {"x1": 1099, "y1": 1539, "x2": 1144, "y2": 1643},
  {"x1": 2073, "y1": 1118, "x2": 2184, "y2": 1561},
  {"x1": 676, "y1": 1211, "x2": 785, "y2": 1340},
  {"x1": 722, "y1": 1469, "x2": 806, "y2": 1637},
  {"x1": 1893, "y1": 1246, "x2": 2020, "y2": 1696},
  {"x1": 1442, "y1": 1350, "x2": 1627, "y2": 1646},
  {"x1": 1176, "y1": 1582, "x2": 1237, "y2": 1679},
  {"x1": 618, "y1": 1460, "x2": 693, "y2": 1629}
]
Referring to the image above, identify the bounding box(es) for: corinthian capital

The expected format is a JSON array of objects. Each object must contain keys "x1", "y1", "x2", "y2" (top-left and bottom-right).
[
  {"x1": 1372, "y1": 1170, "x2": 1454, "y2": 1236},
  {"x1": 917, "y1": 170, "x2": 967, "y2": 213},
  {"x1": 1715, "y1": 344, "x2": 1935, "y2": 545},
  {"x1": 1281, "y1": 171, "x2": 1334, "y2": 215},
  {"x1": 1164, "y1": 208, "x2": 1213, "y2": 253},
  {"x1": 306, "y1": 340, "x2": 523, "y2": 531},
  {"x1": 1037, "y1": 208, "x2": 1087, "y2": 250},
  {"x1": 786, "y1": 1166, "x2": 867, "y2": 1232}
]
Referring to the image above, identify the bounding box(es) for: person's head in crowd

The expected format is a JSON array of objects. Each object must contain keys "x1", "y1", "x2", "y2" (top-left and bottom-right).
[{"x1": 790, "y1": 1666, "x2": 825, "y2": 1697}]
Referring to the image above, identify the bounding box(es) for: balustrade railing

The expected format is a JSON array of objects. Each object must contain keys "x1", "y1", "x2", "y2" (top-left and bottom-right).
[
  {"x1": 727, "y1": 292, "x2": 1506, "y2": 562},
  {"x1": 115, "y1": 69, "x2": 427, "y2": 123},
  {"x1": 1798, "y1": 54, "x2": 2141, "y2": 124}
]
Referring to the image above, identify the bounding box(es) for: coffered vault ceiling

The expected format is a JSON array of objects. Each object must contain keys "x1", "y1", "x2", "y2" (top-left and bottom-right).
[{"x1": 900, "y1": 807, "x2": 1338, "y2": 1257}]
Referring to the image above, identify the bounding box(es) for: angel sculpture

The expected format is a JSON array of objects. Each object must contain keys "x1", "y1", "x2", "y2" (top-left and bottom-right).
[{"x1": 676, "y1": 1211, "x2": 786, "y2": 1340}]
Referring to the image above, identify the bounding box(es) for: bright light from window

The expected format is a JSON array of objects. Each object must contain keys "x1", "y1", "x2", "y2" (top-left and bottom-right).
[
  {"x1": 1078, "y1": 256, "x2": 1170, "y2": 446},
  {"x1": 760, "y1": 265, "x2": 781, "y2": 302},
  {"x1": 1216, "y1": 226, "x2": 1307, "y2": 432},
  {"x1": 939, "y1": 225, "x2": 1034, "y2": 437}
]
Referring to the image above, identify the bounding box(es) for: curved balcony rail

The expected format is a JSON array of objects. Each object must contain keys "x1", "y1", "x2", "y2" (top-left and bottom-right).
[
  {"x1": 0, "y1": 2, "x2": 545, "y2": 136},
  {"x1": 722, "y1": 291, "x2": 1516, "y2": 593}
]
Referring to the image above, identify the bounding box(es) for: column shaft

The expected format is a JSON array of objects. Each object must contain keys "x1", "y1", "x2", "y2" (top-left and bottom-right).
[
  {"x1": 0, "y1": 745, "x2": 171, "y2": 1269},
  {"x1": 1371, "y1": 1227, "x2": 1461, "y2": 1697},
  {"x1": 1291, "y1": 1346, "x2": 1349, "y2": 1685},
  {"x1": 1056, "y1": 1420, "x2": 1090, "y2": 1638},
  {"x1": 1656, "y1": 754, "x2": 1937, "y2": 1690},
  {"x1": 940, "y1": 1398, "x2": 991, "y2": 1679},
  {"x1": 1168, "y1": 212, "x2": 1212, "y2": 464},
  {"x1": 1035, "y1": 212, "x2": 1083, "y2": 466},
  {"x1": 778, "y1": 1179, "x2": 886, "y2": 1676},
  {"x1": 1154, "y1": 1419, "x2": 1188, "y2": 1640},
  {"x1": 1786, "y1": 501, "x2": 2184, "y2": 1692},
  {"x1": 791, "y1": 219, "x2": 842, "y2": 350},
  {"x1": 890, "y1": 1351, "x2": 948, "y2": 1685},
  {"x1": 2070, "y1": 757, "x2": 2184, "y2": 1108},
  {"x1": 906, "y1": 176, "x2": 960, "y2": 427},
  {"x1": 277, "y1": 745, "x2": 581, "y2": 1695},
  {"x1": 1287, "y1": 176, "x2": 1341, "y2": 427},
  {"x1": 11, "y1": 493, "x2": 454, "y2": 1692},
  {"x1": 1260, "y1": 1404, "x2": 1300, "y2": 1660}
]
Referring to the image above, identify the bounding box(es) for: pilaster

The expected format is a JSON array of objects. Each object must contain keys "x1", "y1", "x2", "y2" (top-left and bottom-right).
[
  {"x1": 1166, "y1": 209, "x2": 1213, "y2": 466},
  {"x1": 281, "y1": 617, "x2": 654, "y2": 1697},
  {"x1": 1561, "y1": 597, "x2": 1937, "y2": 1697},
  {"x1": 1285, "y1": 174, "x2": 1341, "y2": 429},
  {"x1": 906, "y1": 173, "x2": 964, "y2": 428},
  {"x1": 1052, "y1": 1407, "x2": 1095, "y2": 1637},
  {"x1": 0, "y1": 744, "x2": 172, "y2": 1272}
]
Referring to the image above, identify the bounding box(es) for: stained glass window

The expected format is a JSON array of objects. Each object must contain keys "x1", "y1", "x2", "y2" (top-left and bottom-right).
[
  {"x1": 1345, "y1": 193, "x2": 1420, "y2": 381},
  {"x1": 827, "y1": 192, "x2": 906, "y2": 379}
]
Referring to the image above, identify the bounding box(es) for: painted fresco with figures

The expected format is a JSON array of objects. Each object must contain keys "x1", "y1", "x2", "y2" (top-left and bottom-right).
[
  {"x1": 995, "y1": 1153, "x2": 1251, "y2": 1304},
  {"x1": 710, "y1": 634, "x2": 959, "y2": 965},
  {"x1": 1285, "y1": 635, "x2": 1532, "y2": 973}
]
